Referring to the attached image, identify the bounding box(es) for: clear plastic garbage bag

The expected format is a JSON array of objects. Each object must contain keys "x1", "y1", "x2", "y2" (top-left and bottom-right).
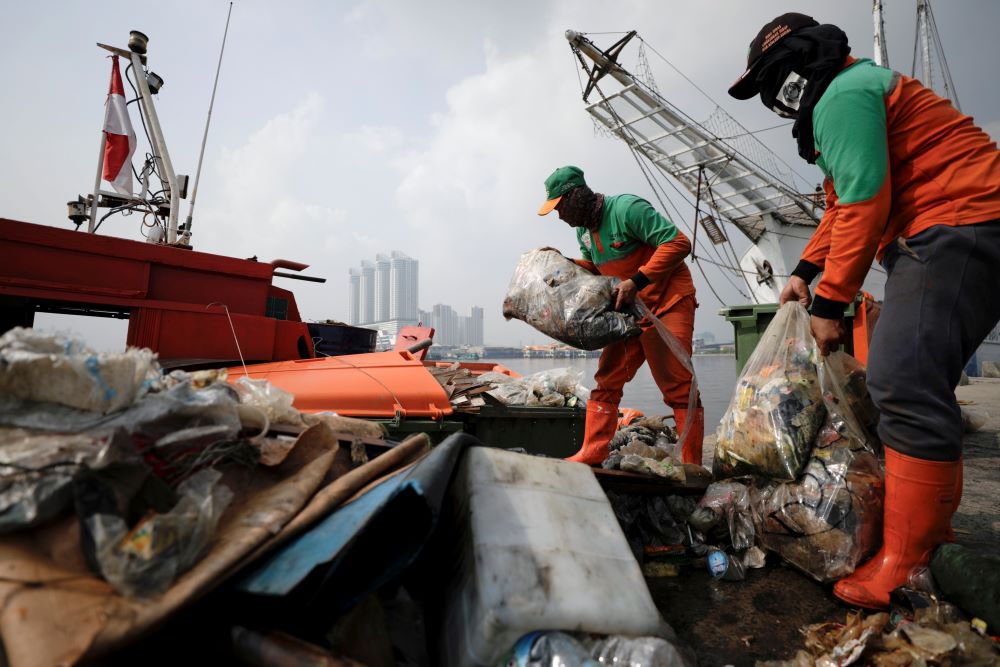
[
  {"x1": 502, "y1": 249, "x2": 641, "y2": 351},
  {"x1": 714, "y1": 303, "x2": 825, "y2": 481},
  {"x1": 0, "y1": 327, "x2": 159, "y2": 414},
  {"x1": 755, "y1": 351, "x2": 884, "y2": 582},
  {"x1": 85, "y1": 468, "x2": 233, "y2": 598},
  {"x1": 699, "y1": 481, "x2": 755, "y2": 551},
  {"x1": 486, "y1": 367, "x2": 589, "y2": 407}
]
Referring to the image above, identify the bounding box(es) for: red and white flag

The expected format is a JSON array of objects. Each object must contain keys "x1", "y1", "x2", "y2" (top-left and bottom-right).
[{"x1": 102, "y1": 57, "x2": 136, "y2": 196}]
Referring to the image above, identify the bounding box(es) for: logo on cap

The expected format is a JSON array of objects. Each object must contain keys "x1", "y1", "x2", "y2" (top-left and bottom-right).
[{"x1": 762, "y1": 24, "x2": 792, "y2": 52}]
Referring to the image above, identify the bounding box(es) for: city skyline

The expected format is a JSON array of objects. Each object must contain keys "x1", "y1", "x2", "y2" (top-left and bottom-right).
[
  {"x1": 348, "y1": 251, "x2": 484, "y2": 346},
  {"x1": 347, "y1": 251, "x2": 419, "y2": 327}
]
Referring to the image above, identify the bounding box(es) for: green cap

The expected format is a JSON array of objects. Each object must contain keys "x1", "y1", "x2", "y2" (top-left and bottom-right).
[{"x1": 538, "y1": 165, "x2": 586, "y2": 215}]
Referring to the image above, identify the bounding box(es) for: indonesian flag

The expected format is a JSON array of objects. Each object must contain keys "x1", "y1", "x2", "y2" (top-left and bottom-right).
[{"x1": 102, "y1": 57, "x2": 136, "y2": 196}]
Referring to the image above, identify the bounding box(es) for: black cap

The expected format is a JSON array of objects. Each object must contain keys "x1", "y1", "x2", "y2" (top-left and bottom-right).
[{"x1": 728, "y1": 12, "x2": 818, "y2": 99}]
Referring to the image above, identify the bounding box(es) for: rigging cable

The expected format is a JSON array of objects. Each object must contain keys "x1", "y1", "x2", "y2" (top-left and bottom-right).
[
  {"x1": 635, "y1": 33, "x2": 816, "y2": 190},
  {"x1": 578, "y1": 60, "x2": 751, "y2": 303}
]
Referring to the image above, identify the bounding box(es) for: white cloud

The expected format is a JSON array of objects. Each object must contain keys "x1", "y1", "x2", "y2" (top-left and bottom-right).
[{"x1": 349, "y1": 125, "x2": 405, "y2": 153}]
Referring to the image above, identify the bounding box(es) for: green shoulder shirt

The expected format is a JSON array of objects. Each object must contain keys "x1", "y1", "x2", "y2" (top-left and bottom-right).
[{"x1": 575, "y1": 194, "x2": 679, "y2": 264}]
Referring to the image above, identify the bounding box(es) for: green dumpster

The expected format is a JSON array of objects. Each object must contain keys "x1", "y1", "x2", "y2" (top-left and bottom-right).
[{"x1": 720, "y1": 299, "x2": 858, "y2": 375}]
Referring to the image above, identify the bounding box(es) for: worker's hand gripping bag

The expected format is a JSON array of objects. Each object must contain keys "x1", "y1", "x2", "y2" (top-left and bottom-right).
[
  {"x1": 755, "y1": 351, "x2": 884, "y2": 582},
  {"x1": 714, "y1": 302, "x2": 825, "y2": 481},
  {"x1": 502, "y1": 249, "x2": 641, "y2": 350}
]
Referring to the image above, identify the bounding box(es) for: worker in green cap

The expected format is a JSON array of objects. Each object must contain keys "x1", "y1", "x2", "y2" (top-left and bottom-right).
[{"x1": 538, "y1": 165, "x2": 703, "y2": 465}]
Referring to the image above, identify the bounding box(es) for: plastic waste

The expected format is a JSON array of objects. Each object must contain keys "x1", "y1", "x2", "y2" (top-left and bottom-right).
[
  {"x1": 486, "y1": 368, "x2": 590, "y2": 408},
  {"x1": 762, "y1": 609, "x2": 1000, "y2": 667},
  {"x1": 699, "y1": 481, "x2": 755, "y2": 551},
  {"x1": 707, "y1": 549, "x2": 728, "y2": 577},
  {"x1": 714, "y1": 303, "x2": 825, "y2": 481},
  {"x1": 0, "y1": 428, "x2": 134, "y2": 533},
  {"x1": 0, "y1": 327, "x2": 159, "y2": 414},
  {"x1": 85, "y1": 467, "x2": 233, "y2": 598},
  {"x1": 706, "y1": 548, "x2": 746, "y2": 582},
  {"x1": 931, "y1": 543, "x2": 1000, "y2": 632},
  {"x1": 502, "y1": 249, "x2": 642, "y2": 350},
  {"x1": 233, "y1": 376, "x2": 302, "y2": 425},
  {"x1": 588, "y1": 635, "x2": 688, "y2": 667},
  {"x1": 755, "y1": 352, "x2": 884, "y2": 582},
  {"x1": 440, "y1": 448, "x2": 663, "y2": 667},
  {"x1": 501, "y1": 631, "x2": 599, "y2": 667},
  {"x1": 602, "y1": 417, "x2": 681, "y2": 479}
]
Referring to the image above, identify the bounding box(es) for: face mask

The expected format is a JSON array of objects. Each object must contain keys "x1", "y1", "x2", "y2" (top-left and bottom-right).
[{"x1": 770, "y1": 71, "x2": 808, "y2": 118}]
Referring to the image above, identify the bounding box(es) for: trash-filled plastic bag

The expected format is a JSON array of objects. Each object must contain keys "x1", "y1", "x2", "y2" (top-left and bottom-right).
[
  {"x1": 755, "y1": 351, "x2": 884, "y2": 582},
  {"x1": 502, "y1": 249, "x2": 641, "y2": 350},
  {"x1": 233, "y1": 377, "x2": 302, "y2": 426},
  {"x1": 699, "y1": 481, "x2": 755, "y2": 552},
  {"x1": 714, "y1": 303, "x2": 825, "y2": 481},
  {"x1": 0, "y1": 327, "x2": 159, "y2": 413},
  {"x1": 486, "y1": 367, "x2": 589, "y2": 408},
  {"x1": 85, "y1": 468, "x2": 233, "y2": 598},
  {"x1": 601, "y1": 416, "x2": 684, "y2": 480},
  {"x1": 0, "y1": 428, "x2": 134, "y2": 533}
]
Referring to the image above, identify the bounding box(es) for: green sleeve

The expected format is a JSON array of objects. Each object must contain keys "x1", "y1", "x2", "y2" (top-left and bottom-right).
[
  {"x1": 813, "y1": 78, "x2": 889, "y2": 204},
  {"x1": 623, "y1": 197, "x2": 679, "y2": 246}
]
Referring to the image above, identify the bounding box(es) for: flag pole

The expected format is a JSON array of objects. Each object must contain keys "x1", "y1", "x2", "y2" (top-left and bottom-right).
[
  {"x1": 88, "y1": 132, "x2": 106, "y2": 233},
  {"x1": 88, "y1": 67, "x2": 110, "y2": 234}
]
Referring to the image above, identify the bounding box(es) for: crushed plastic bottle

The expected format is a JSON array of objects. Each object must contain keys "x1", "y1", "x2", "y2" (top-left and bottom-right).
[
  {"x1": 707, "y1": 548, "x2": 746, "y2": 582},
  {"x1": 501, "y1": 631, "x2": 599, "y2": 667}
]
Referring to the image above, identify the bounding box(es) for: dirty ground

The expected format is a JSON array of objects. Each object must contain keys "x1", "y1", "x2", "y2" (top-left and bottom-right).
[{"x1": 652, "y1": 378, "x2": 1000, "y2": 666}]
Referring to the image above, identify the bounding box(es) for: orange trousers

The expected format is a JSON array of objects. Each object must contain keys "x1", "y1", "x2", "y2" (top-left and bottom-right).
[{"x1": 591, "y1": 295, "x2": 698, "y2": 409}]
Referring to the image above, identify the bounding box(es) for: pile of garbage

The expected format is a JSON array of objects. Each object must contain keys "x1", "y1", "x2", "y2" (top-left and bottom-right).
[
  {"x1": 503, "y1": 630, "x2": 689, "y2": 666},
  {"x1": 483, "y1": 367, "x2": 591, "y2": 408},
  {"x1": 0, "y1": 328, "x2": 381, "y2": 599},
  {"x1": 761, "y1": 596, "x2": 999, "y2": 666},
  {"x1": 502, "y1": 249, "x2": 642, "y2": 350},
  {"x1": 709, "y1": 304, "x2": 885, "y2": 583},
  {"x1": 601, "y1": 415, "x2": 684, "y2": 481}
]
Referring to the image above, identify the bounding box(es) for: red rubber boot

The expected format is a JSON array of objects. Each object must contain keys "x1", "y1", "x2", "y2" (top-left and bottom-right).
[
  {"x1": 833, "y1": 447, "x2": 959, "y2": 609},
  {"x1": 566, "y1": 400, "x2": 619, "y2": 465},
  {"x1": 674, "y1": 406, "x2": 705, "y2": 465}
]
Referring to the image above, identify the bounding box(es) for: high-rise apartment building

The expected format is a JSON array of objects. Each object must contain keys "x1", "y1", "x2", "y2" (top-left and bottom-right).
[
  {"x1": 374, "y1": 254, "x2": 391, "y2": 322},
  {"x1": 469, "y1": 306, "x2": 484, "y2": 346},
  {"x1": 359, "y1": 260, "x2": 375, "y2": 325},
  {"x1": 347, "y1": 268, "x2": 361, "y2": 325},
  {"x1": 349, "y1": 252, "x2": 419, "y2": 338},
  {"x1": 348, "y1": 254, "x2": 484, "y2": 346},
  {"x1": 390, "y1": 251, "x2": 418, "y2": 320}
]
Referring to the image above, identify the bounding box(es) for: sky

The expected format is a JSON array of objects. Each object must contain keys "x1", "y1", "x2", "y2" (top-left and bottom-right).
[{"x1": 2, "y1": 0, "x2": 998, "y2": 350}]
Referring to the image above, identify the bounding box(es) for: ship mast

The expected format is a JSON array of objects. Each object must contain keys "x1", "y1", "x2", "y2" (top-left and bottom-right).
[
  {"x1": 912, "y1": 0, "x2": 961, "y2": 111},
  {"x1": 873, "y1": 0, "x2": 890, "y2": 67}
]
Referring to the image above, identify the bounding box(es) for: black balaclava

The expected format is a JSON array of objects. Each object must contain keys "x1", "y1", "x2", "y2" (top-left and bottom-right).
[
  {"x1": 754, "y1": 24, "x2": 850, "y2": 164},
  {"x1": 559, "y1": 185, "x2": 605, "y2": 230}
]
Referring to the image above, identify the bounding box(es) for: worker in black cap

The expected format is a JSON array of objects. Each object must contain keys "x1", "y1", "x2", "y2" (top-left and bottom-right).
[{"x1": 728, "y1": 13, "x2": 1000, "y2": 609}]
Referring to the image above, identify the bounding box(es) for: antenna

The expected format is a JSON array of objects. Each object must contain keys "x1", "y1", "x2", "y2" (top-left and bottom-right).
[{"x1": 185, "y1": 2, "x2": 233, "y2": 240}]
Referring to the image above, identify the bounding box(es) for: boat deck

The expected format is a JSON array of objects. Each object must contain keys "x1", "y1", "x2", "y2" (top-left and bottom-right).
[{"x1": 656, "y1": 378, "x2": 1000, "y2": 666}]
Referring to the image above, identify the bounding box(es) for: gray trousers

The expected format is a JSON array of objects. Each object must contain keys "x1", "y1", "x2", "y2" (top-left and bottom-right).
[{"x1": 867, "y1": 220, "x2": 1000, "y2": 461}]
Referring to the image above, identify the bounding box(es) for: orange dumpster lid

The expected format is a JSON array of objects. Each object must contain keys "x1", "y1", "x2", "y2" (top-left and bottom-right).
[{"x1": 228, "y1": 350, "x2": 452, "y2": 419}]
